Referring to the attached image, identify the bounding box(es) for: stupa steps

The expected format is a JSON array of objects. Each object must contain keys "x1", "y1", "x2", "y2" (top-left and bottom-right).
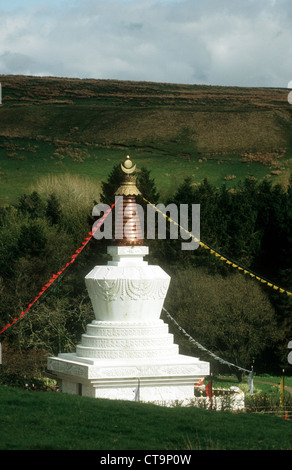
[
  {"x1": 76, "y1": 343, "x2": 179, "y2": 359},
  {"x1": 86, "y1": 319, "x2": 170, "y2": 338},
  {"x1": 80, "y1": 334, "x2": 175, "y2": 348},
  {"x1": 78, "y1": 319, "x2": 179, "y2": 358}
]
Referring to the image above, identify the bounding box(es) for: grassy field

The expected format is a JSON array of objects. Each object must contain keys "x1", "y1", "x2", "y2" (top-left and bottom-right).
[
  {"x1": 1, "y1": 75, "x2": 292, "y2": 205},
  {"x1": 0, "y1": 381, "x2": 291, "y2": 451}
]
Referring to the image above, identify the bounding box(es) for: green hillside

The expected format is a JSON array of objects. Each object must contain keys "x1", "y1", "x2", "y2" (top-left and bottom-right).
[
  {"x1": 0, "y1": 74, "x2": 292, "y2": 204},
  {"x1": 1, "y1": 384, "x2": 292, "y2": 450}
]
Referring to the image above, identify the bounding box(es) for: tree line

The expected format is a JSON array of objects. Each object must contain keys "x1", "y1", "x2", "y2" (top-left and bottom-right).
[{"x1": 0, "y1": 167, "x2": 291, "y2": 382}]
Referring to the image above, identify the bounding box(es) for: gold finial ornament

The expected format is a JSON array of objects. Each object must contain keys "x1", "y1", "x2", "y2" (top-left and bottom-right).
[
  {"x1": 115, "y1": 155, "x2": 141, "y2": 197},
  {"x1": 121, "y1": 155, "x2": 136, "y2": 173}
]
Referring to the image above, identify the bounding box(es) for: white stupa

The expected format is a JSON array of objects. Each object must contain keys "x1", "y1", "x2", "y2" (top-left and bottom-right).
[{"x1": 47, "y1": 156, "x2": 209, "y2": 404}]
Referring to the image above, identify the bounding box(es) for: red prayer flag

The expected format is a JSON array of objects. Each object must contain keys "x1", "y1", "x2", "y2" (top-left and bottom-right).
[
  {"x1": 205, "y1": 380, "x2": 212, "y2": 398},
  {"x1": 205, "y1": 379, "x2": 213, "y2": 409}
]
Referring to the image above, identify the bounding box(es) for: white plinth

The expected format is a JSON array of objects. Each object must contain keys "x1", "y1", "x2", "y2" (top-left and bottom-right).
[{"x1": 47, "y1": 246, "x2": 210, "y2": 404}]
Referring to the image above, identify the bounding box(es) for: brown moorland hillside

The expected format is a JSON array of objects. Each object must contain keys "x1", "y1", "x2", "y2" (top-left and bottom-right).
[{"x1": 0, "y1": 74, "x2": 292, "y2": 203}]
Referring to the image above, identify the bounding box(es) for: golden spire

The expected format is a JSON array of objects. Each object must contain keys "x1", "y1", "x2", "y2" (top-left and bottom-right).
[{"x1": 113, "y1": 155, "x2": 143, "y2": 245}]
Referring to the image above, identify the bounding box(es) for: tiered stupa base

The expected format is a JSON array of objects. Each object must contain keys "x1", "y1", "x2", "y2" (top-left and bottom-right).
[{"x1": 48, "y1": 319, "x2": 209, "y2": 403}]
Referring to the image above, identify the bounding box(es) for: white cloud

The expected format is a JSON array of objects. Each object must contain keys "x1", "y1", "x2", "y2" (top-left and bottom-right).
[{"x1": 0, "y1": 0, "x2": 291, "y2": 87}]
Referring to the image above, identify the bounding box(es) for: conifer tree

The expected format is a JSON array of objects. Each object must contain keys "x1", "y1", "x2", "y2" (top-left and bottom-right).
[
  {"x1": 18, "y1": 221, "x2": 47, "y2": 257},
  {"x1": 17, "y1": 191, "x2": 45, "y2": 219},
  {"x1": 136, "y1": 167, "x2": 160, "y2": 205},
  {"x1": 100, "y1": 164, "x2": 124, "y2": 205},
  {"x1": 46, "y1": 193, "x2": 62, "y2": 225}
]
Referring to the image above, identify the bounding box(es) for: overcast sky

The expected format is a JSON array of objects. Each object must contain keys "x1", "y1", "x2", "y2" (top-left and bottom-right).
[{"x1": 0, "y1": 0, "x2": 291, "y2": 88}]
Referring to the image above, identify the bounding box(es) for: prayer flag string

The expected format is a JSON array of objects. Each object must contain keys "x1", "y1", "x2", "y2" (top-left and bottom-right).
[
  {"x1": 143, "y1": 197, "x2": 292, "y2": 297},
  {"x1": 0, "y1": 203, "x2": 115, "y2": 336},
  {"x1": 162, "y1": 306, "x2": 251, "y2": 373}
]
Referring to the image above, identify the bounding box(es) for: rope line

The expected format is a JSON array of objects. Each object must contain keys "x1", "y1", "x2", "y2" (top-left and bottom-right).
[
  {"x1": 0, "y1": 203, "x2": 115, "y2": 336},
  {"x1": 143, "y1": 197, "x2": 292, "y2": 297},
  {"x1": 162, "y1": 307, "x2": 251, "y2": 373}
]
